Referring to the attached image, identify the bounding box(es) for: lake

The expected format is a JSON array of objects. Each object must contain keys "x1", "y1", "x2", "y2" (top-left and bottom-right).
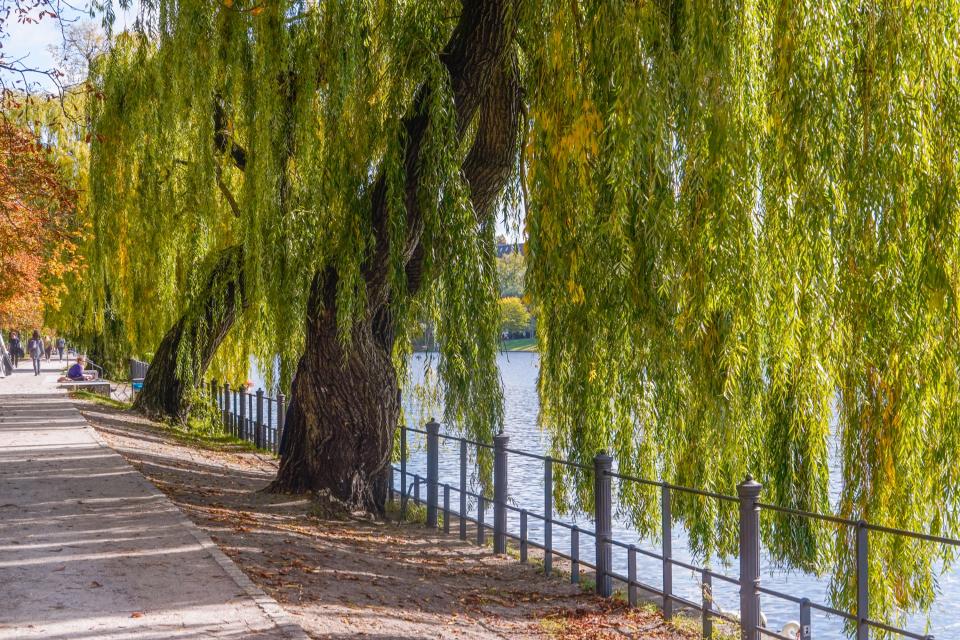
[{"x1": 254, "y1": 351, "x2": 957, "y2": 638}]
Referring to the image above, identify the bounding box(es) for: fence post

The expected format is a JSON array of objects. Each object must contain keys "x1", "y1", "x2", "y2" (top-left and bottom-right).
[
  {"x1": 702, "y1": 569, "x2": 713, "y2": 639},
  {"x1": 277, "y1": 392, "x2": 286, "y2": 450},
  {"x1": 520, "y1": 510, "x2": 528, "y2": 563},
  {"x1": 247, "y1": 393, "x2": 254, "y2": 441},
  {"x1": 267, "y1": 396, "x2": 274, "y2": 451},
  {"x1": 493, "y1": 431, "x2": 509, "y2": 554},
  {"x1": 628, "y1": 545, "x2": 638, "y2": 606},
  {"x1": 544, "y1": 455, "x2": 553, "y2": 576},
  {"x1": 400, "y1": 426, "x2": 408, "y2": 519},
  {"x1": 233, "y1": 389, "x2": 239, "y2": 434},
  {"x1": 239, "y1": 388, "x2": 247, "y2": 441},
  {"x1": 477, "y1": 494, "x2": 485, "y2": 545},
  {"x1": 593, "y1": 452, "x2": 613, "y2": 597},
  {"x1": 426, "y1": 420, "x2": 440, "y2": 528},
  {"x1": 800, "y1": 598, "x2": 811, "y2": 640},
  {"x1": 414, "y1": 474, "x2": 420, "y2": 505},
  {"x1": 459, "y1": 439, "x2": 468, "y2": 540},
  {"x1": 443, "y1": 484, "x2": 450, "y2": 534},
  {"x1": 388, "y1": 464, "x2": 394, "y2": 504},
  {"x1": 856, "y1": 520, "x2": 869, "y2": 640},
  {"x1": 255, "y1": 389, "x2": 264, "y2": 449},
  {"x1": 223, "y1": 383, "x2": 231, "y2": 432},
  {"x1": 738, "y1": 475, "x2": 762, "y2": 640},
  {"x1": 662, "y1": 484, "x2": 673, "y2": 619},
  {"x1": 571, "y1": 526, "x2": 580, "y2": 584}
]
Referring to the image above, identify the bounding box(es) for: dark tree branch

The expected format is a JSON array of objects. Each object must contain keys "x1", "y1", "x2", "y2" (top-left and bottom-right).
[
  {"x1": 215, "y1": 166, "x2": 241, "y2": 218},
  {"x1": 213, "y1": 98, "x2": 247, "y2": 171}
]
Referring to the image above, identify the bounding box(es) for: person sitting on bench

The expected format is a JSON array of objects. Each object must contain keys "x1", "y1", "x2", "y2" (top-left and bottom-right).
[{"x1": 59, "y1": 356, "x2": 95, "y2": 382}]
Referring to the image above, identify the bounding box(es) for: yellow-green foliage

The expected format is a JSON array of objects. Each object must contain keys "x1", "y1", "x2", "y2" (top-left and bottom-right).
[
  {"x1": 499, "y1": 296, "x2": 531, "y2": 333},
  {"x1": 87, "y1": 1, "x2": 503, "y2": 431},
  {"x1": 525, "y1": 0, "x2": 960, "y2": 627},
  {"x1": 85, "y1": 0, "x2": 960, "y2": 626}
]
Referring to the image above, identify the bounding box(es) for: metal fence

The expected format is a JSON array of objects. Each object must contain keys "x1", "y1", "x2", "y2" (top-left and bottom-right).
[
  {"x1": 201, "y1": 382, "x2": 947, "y2": 640},
  {"x1": 390, "y1": 422, "x2": 950, "y2": 640},
  {"x1": 129, "y1": 358, "x2": 149, "y2": 381},
  {"x1": 209, "y1": 380, "x2": 286, "y2": 453}
]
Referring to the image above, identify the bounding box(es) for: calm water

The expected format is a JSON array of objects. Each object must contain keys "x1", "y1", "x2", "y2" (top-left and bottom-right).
[
  {"x1": 398, "y1": 352, "x2": 956, "y2": 640},
  {"x1": 252, "y1": 352, "x2": 957, "y2": 638}
]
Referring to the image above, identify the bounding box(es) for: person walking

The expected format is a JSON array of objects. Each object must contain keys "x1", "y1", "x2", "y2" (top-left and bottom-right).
[
  {"x1": 56, "y1": 336, "x2": 65, "y2": 361},
  {"x1": 8, "y1": 331, "x2": 21, "y2": 368},
  {"x1": 43, "y1": 335, "x2": 53, "y2": 361},
  {"x1": 27, "y1": 330, "x2": 44, "y2": 376}
]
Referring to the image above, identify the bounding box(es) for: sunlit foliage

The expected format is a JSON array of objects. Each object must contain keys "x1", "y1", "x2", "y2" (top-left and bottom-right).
[
  {"x1": 82, "y1": 0, "x2": 960, "y2": 626},
  {"x1": 88, "y1": 0, "x2": 505, "y2": 429},
  {"x1": 525, "y1": 0, "x2": 960, "y2": 626}
]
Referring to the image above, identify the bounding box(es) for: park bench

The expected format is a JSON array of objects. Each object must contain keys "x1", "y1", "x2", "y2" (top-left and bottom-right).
[{"x1": 58, "y1": 380, "x2": 112, "y2": 397}]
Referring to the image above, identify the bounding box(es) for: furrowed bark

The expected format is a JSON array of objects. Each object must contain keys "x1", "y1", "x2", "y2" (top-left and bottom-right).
[
  {"x1": 133, "y1": 245, "x2": 245, "y2": 422},
  {"x1": 270, "y1": 0, "x2": 522, "y2": 514}
]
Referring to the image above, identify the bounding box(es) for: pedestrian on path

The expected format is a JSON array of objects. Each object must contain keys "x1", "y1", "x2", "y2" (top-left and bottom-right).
[
  {"x1": 27, "y1": 330, "x2": 44, "y2": 376},
  {"x1": 56, "y1": 336, "x2": 65, "y2": 361},
  {"x1": 8, "y1": 330, "x2": 21, "y2": 368},
  {"x1": 43, "y1": 335, "x2": 53, "y2": 361}
]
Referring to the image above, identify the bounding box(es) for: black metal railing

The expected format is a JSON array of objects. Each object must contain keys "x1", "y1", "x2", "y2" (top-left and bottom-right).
[
  {"x1": 201, "y1": 381, "x2": 945, "y2": 640},
  {"x1": 389, "y1": 422, "x2": 945, "y2": 640},
  {"x1": 208, "y1": 379, "x2": 286, "y2": 454}
]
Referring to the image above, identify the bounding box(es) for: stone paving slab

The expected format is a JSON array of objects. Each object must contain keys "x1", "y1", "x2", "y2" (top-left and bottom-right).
[{"x1": 0, "y1": 361, "x2": 309, "y2": 640}]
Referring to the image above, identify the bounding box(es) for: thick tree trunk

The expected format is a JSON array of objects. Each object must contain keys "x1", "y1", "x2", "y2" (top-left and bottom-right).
[
  {"x1": 133, "y1": 245, "x2": 245, "y2": 422},
  {"x1": 272, "y1": 270, "x2": 398, "y2": 511},
  {"x1": 270, "y1": 0, "x2": 520, "y2": 514}
]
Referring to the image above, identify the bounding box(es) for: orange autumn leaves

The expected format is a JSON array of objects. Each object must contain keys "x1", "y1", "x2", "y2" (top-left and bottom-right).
[{"x1": 0, "y1": 114, "x2": 80, "y2": 327}]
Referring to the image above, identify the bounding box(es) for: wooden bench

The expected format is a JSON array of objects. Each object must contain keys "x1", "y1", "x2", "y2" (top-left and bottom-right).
[{"x1": 59, "y1": 381, "x2": 112, "y2": 397}]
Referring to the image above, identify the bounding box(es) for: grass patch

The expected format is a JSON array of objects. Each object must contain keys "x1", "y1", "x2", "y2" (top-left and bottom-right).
[
  {"x1": 165, "y1": 420, "x2": 262, "y2": 453},
  {"x1": 70, "y1": 390, "x2": 131, "y2": 410},
  {"x1": 73, "y1": 389, "x2": 264, "y2": 454},
  {"x1": 501, "y1": 337, "x2": 537, "y2": 351},
  {"x1": 385, "y1": 497, "x2": 427, "y2": 524}
]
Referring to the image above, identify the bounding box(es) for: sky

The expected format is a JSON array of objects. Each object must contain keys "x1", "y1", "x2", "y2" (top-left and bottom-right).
[{"x1": 2, "y1": 2, "x2": 136, "y2": 92}]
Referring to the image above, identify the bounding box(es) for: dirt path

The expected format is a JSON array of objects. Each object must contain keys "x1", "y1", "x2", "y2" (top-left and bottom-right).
[{"x1": 79, "y1": 400, "x2": 695, "y2": 640}]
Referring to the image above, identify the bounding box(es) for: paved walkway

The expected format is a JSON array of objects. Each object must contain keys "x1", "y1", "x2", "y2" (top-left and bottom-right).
[{"x1": 0, "y1": 360, "x2": 309, "y2": 639}]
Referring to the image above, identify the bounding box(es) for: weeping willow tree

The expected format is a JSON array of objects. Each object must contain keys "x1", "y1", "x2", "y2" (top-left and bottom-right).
[
  {"x1": 89, "y1": 0, "x2": 516, "y2": 466},
  {"x1": 526, "y1": 0, "x2": 960, "y2": 627},
  {"x1": 85, "y1": 0, "x2": 960, "y2": 626},
  {"x1": 87, "y1": 27, "x2": 255, "y2": 419}
]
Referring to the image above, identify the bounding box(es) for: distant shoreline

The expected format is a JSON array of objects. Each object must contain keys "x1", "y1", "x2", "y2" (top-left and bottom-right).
[{"x1": 413, "y1": 337, "x2": 537, "y2": 353}]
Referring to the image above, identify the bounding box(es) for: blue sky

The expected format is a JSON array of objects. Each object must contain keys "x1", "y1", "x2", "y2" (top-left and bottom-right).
[{"x1": 2, "y1": 3, "x2": 136, "y2": 91}]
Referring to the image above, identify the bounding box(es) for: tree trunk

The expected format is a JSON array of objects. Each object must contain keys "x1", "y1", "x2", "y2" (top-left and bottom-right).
[
  {"x1": 133, "y1": 245, "x2": 245, "y2": 422},
  {"x1": 272, "y1": 270, "x2": 398, "y2": 511},
  {"x1": 270, "y1": 0, "x2": 520, "y2": 514}
]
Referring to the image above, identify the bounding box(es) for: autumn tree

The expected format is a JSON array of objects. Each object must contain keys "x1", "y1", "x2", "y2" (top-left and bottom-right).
[
  {"x1": 496, "y1": 251, "x2": 525, "y2": 298},
  {"x1": 0, "y1": 103, "x2": 79, "y2": 328}
]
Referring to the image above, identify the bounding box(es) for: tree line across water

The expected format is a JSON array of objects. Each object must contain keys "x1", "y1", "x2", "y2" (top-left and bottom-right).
[{"x1": 5, "y1": 0, "x2": 960, "y2": 627}]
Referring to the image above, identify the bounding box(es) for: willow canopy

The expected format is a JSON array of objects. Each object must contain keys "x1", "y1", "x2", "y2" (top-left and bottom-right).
[{"x1": 84, "y1": 0, "x2": 960, "y2": 625}]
